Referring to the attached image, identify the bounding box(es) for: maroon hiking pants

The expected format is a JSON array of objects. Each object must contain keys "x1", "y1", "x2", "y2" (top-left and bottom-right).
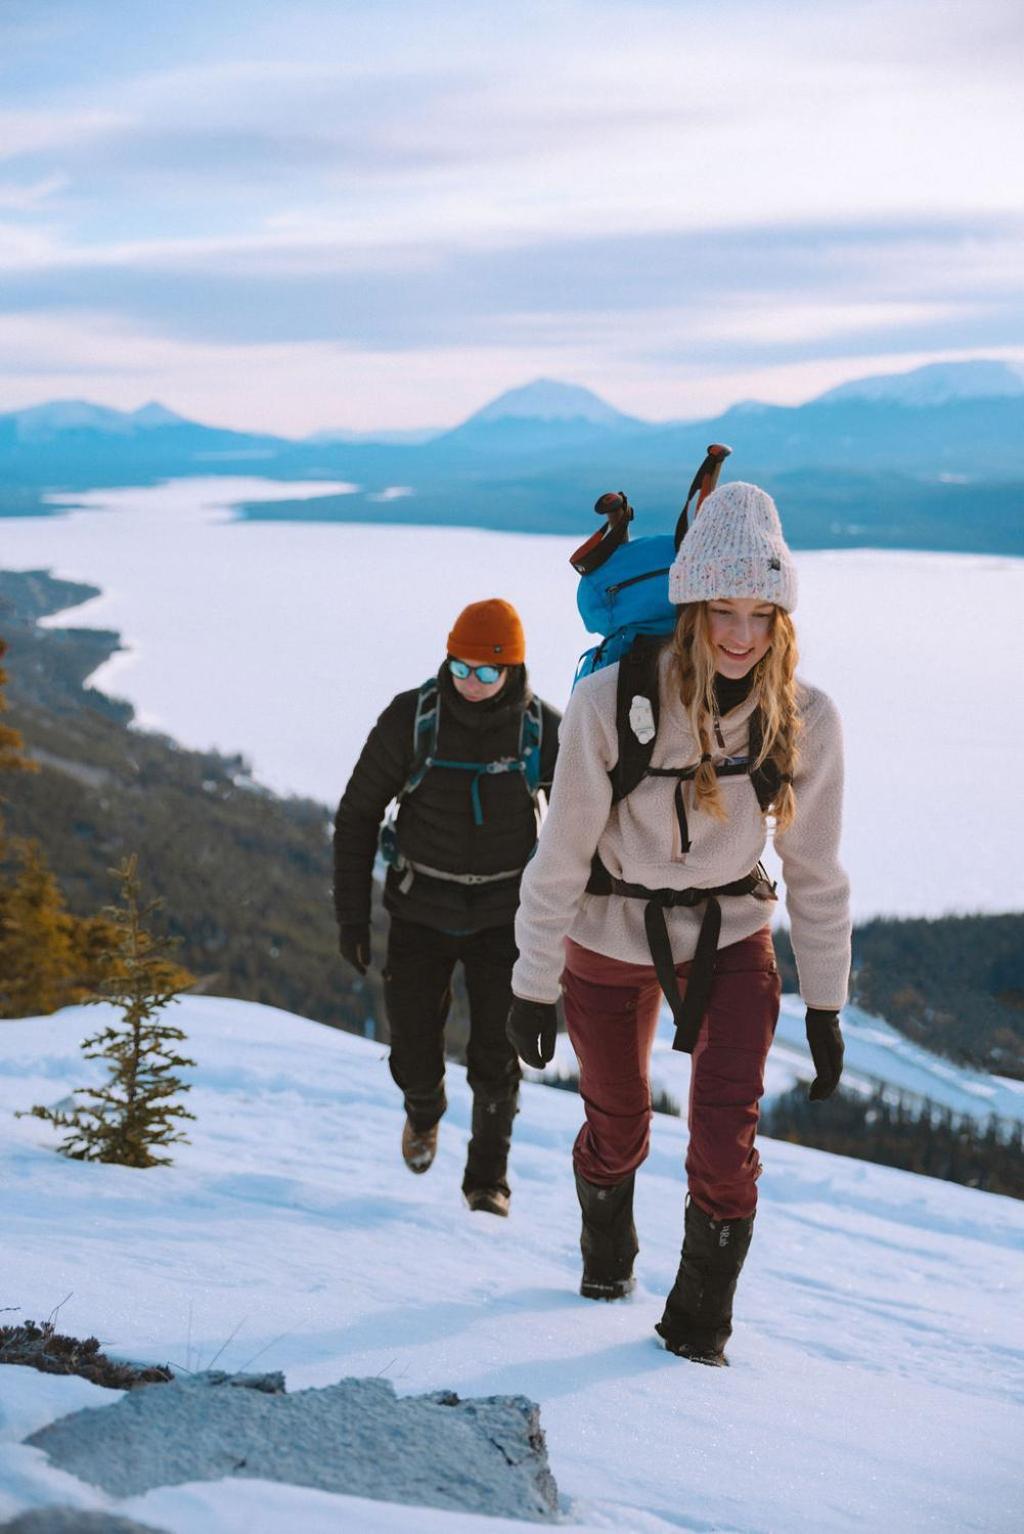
[{"x1": 562, "y1": 926, "x2": 781, "y2": 1221}]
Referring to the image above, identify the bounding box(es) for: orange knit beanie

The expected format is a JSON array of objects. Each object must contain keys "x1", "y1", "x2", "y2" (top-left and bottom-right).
[{"x1": 447, "y1": 598, "x2": 525, "y2": 665}]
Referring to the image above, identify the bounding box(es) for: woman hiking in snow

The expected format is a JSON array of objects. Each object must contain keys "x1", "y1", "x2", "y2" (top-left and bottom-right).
[
  {"x1": 333, "y1": 599, "x2": 560, "y2": 1218},
  {"x1": 506, "y1": 483, "x2": 850, "y2": 1365}
]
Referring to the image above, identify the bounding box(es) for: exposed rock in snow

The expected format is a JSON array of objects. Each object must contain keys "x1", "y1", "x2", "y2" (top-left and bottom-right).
[
  {"x1": 0, "y1": 1513, "x2": 166, "y2": 1533},
  {"x1": 25, "y1": 1374, "x2": 559, "y2": 1524}
]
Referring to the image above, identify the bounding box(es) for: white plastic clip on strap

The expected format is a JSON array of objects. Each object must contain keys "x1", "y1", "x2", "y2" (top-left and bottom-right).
[{"x1": 629, "y1": 695, "x2": 656, "y2": 745}]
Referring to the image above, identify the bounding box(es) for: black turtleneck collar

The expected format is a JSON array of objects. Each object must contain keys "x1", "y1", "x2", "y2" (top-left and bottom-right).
[
  {"x1": 438, "y1": 662, "x2": 529, "y2": 730},
  {"x1": 713, "y1": 667, "x2": 757, "y2": 716}
]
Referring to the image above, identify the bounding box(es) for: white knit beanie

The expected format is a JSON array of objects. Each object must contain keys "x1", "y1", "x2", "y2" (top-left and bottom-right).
[{"x1": 668, "y1": 481, "x2": 798, "y2": 612}]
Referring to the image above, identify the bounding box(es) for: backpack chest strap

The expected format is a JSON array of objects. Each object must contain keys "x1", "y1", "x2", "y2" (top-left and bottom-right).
[
  {"x1": 398, "y1": 684, "x2": 543, "y2": 827},
  {"x1": 425, "y1": 755, "x2": 528, "y2": 827},
  {"x1": 645, "y1": 758, "x2": 752, "y2": 853}
]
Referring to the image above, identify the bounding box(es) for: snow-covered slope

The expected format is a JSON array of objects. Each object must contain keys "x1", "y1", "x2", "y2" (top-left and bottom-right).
[{"x1": 3, "y1": 998, "x2": 1022, "y2": 1533}]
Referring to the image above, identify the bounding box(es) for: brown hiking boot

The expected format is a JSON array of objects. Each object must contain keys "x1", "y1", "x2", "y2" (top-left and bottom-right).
[
  {"x1": 464, "y1": 1187, "x2": 510, "y2": 1217},
  {"x1": 402, "y1": 1117, "x2": 438, "y2": 1174}
]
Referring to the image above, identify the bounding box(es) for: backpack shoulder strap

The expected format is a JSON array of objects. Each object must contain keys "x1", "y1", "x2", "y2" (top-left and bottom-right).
[
  {"x1": 747, "y1": 705, "x2": 783, "y2": 811},
  {"x1": 518, "y1": 696, "x2": 544, "y2": 797},
  {"x1": 399, "y1": 678, "x2": 440, "y2": 800},
  {"x1": 610, "y1": 635, "x2": 664, "y2": 803}
]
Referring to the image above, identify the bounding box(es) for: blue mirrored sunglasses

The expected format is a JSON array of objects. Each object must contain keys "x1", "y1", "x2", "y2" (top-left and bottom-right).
[{"x1": 448, "y1": 657, "x2": 505, "y2": 685}]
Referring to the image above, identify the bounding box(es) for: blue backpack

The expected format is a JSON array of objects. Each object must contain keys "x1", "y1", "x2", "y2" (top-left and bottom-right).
[{"x1": 572, "y1": 445, "x2": 731, "y2": 684}]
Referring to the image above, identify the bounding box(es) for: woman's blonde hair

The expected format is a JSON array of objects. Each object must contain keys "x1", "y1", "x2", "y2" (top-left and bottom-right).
[{"x1": 669, "y1": 602, "x2": 801, "y2": 832}]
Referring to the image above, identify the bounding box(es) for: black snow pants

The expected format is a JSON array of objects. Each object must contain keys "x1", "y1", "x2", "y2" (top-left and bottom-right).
[{"x1": 384, "y1": 915, "x2": 521, "y2": 1191}]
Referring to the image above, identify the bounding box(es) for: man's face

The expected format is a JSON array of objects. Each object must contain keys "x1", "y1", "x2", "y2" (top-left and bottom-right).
[{"x1": 449, "y1": 656, "x2": 508, "y2": 702}]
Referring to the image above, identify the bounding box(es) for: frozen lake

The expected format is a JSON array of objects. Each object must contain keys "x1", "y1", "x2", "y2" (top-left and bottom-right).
[{"x1": 2, "y1": 475, "x2": 1022, "y2": 920}]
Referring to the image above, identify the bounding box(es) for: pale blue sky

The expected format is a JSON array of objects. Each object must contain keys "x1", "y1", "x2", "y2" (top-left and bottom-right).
[{"x1": 2, "y1": 0, "x2": 1022, "y2": 432}]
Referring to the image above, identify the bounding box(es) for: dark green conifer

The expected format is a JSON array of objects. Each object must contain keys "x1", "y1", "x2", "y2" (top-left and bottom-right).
[{"x1": 24, "y1": 856, "x2": 196, "y2": 1167}]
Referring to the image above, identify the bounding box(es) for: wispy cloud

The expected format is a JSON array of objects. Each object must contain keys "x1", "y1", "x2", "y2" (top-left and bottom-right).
[
  {"x1": 0, "y1": 174, "x2": 67, "y2": 211},
  {"x1": 0, "y1": 0, "x2": 1021, "y2": 426}
]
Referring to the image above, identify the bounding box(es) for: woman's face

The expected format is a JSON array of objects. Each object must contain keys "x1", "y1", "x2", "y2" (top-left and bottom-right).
[{"x1": 706, "y1": 598, "x2": 775, "y2": 678}]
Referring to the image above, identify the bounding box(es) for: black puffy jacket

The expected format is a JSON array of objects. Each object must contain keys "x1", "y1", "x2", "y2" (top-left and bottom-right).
[{"x1": 333, "y1": 664, "x2": 561, "y2": 934}]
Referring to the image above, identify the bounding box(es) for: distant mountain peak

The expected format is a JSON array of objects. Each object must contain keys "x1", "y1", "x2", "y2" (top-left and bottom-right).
[
  {"x1": 4, "y1": 398, "x2": 193, "y2": 434},
  {"x1": 816, "y1": 359, "x2": 1024, "y2": 408},
  {"x1": 131, "y1": 401, "x2": 189, "y2": 428},
  {"x1": 1, "y1": 397, "x2": 200, "y2": 442},
  {"x1": 466, "y1": 378, "x2": 638, "y2": 427},
  {"x1": 10, "y1": 399, "x2": 127, "y2": 430},
  {"x1": 723, "y1": 398, "x2": 774, "y2": 416}
]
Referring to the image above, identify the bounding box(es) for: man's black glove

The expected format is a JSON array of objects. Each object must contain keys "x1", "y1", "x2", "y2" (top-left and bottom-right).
[
  {"x1": 338, "y1": 923, "x2": 371, "y2": 976},
  {"x1": 506, "y1": 997, "x2": 557, "y2": 1069},
  {"x1": 806, "y1": 1008, "x2": 844, "y2": 1100}
]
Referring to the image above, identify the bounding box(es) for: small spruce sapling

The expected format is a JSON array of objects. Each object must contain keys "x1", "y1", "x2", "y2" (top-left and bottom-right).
[{"x1": 23, "y1": 856, "x2": 196, "y2": 1167}]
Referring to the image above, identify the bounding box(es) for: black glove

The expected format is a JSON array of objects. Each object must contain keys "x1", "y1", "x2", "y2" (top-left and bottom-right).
[
  {"x1": 806, "y1": 1008, "x2": 844, "y2": 1101},
  {"x1": 506, "y1": 997, "x2": 557, "y2": 1069},
  {"x1": 338, "y1": 923, "x2": 371, "y2": 976}
]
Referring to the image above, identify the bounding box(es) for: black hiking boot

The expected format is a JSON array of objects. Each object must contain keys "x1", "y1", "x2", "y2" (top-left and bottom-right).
[
  {"x1": 655, "y1": 1197, "x2": 755, "y2": 1366},
  {"x1": 576, "y1": 1170, "x2": 638, "y2": 1300},
  {"x1": 462, "y1": 1095, "x2": 517, "y2": 1212}
]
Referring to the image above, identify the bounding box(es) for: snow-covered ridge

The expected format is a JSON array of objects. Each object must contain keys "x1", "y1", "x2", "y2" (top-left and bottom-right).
[
  {"x1": 3, "y1": 996, "x2": 1022, "y2": 1532},
  {"x1": 816, "y1": 359, "x2": 1024, "y2": 407}
]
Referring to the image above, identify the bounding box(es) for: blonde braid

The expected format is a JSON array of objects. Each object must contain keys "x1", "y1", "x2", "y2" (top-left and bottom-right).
[{"x1": 670, "y1": 605, "x2": 727, "y2": 823}]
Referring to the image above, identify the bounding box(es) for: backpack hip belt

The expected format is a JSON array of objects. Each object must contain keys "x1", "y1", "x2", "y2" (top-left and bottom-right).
[
  {"x1": 585, "y1": 858, "x2": 777, "y2": 1054},
  {"x1": 391, "y1": 855, "x2": 527, "y2": 895}
]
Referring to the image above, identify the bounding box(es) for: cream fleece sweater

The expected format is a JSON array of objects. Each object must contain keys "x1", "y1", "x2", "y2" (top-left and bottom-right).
[{"x1": 512, "y1": 651, "x2": 851, "y2": 1009}]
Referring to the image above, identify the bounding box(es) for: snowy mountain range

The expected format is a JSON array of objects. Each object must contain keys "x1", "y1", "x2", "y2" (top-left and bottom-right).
[
  {"x1": 3, "y1": 361, "x2": 1024, "y2": 554},
  {"x1": 3, "y1": 994, "x2": 1022, "y2": 1531},
  {"x1": 7, "y1": 360, "x2": 1024, "y2": 448}
]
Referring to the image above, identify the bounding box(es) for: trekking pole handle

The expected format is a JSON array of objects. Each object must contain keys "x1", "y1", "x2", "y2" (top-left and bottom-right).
[
  {"x1": 594, "y1": 489, "x2": 634, "y2": 529},
  {"x1": 570, "y1": 490, "x2": 635, "y2": 575},
  {"x1": 675, "y1": 443, "x2": 732, "y2": 551}
]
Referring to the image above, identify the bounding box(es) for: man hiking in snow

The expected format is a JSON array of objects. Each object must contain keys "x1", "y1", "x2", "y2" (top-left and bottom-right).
[{"x1": 333, "y1": 599, "x2": 560, "y2": 1217}]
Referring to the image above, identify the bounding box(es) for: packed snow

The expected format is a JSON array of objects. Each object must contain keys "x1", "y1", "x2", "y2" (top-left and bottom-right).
[
  {"x1": 2, "y1": 997, "x2": 1022, "y2": 1532},
  {"x1": 2, "y1": 478, "x2": 1022, "y2": 920}
]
